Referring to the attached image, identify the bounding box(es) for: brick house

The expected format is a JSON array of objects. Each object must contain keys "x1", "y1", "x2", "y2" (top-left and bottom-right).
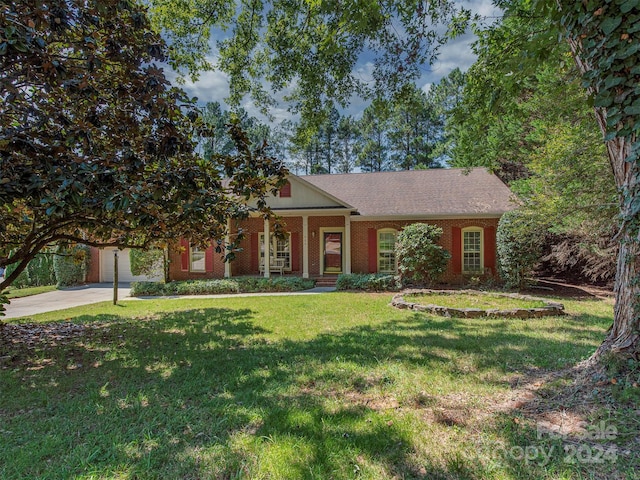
[{"x1": 88, "y1": 168, "x2": 514, "y2": 284}]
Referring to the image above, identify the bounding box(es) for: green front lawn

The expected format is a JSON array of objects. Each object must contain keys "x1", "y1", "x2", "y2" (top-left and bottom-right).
[
  {"x1": 4, "y1": 284, "x2": 57, "y2": 299},
  {"x1": 0, "y1": 293, "x2": 633, "y2": 479}
]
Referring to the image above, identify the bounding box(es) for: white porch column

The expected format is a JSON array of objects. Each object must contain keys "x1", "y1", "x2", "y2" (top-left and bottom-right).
[
  {"x1": 344, "y1": 213, "x2": 352, "y2": 274},
  {"x1": 224, "y1": 218, "x2": 232, "y2": 278},
  {"x1": 302, "y1": 215, "x2": 309, "y2": 279},
  {"x1": 263, "y1": 218, "x2": 270, "y2": 278}
]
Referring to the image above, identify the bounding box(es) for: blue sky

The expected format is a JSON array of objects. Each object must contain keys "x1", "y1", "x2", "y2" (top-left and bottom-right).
[{"x1": 170, "y1": 0, "x2": 500, "y2": 124}]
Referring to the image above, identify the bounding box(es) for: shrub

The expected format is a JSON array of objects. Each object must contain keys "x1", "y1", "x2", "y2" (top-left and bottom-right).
[
  {"x1": 53, "y1": 244, "x2": 90, "y2": 287},
  {"x1": 130, "y1": 248, "x2": 165, "y2": 279},
  {"x1": 236, "y1": 276, "x2": 316, "y2": 292},
  {"x1": 27, "y1": 252, "x2": 56, "y2": 286},
  {"x1": 4, "y1": 249, "x2": 56, "y2": 288},
  {"x1": 130, "y1": 281, "x2": 170, "y2": 296},
  {"x1": 130, "y1": 277, "x2": 315, "y2": 296},
  {"x1": 396, "y1": 223, "x2": 450, "y2": 287},
  {"x1": 4, "y1": 261, "x2": 30, "y2": 288},
  {"x1": 174, "y1": 279, "x2": 240, "y2": 295},
  {"x1": 335, "y1": 273, "x2": 399, "y2": 291},
  {"x1": 497, "y1": 209, "x2": 544, "y2": 289}
]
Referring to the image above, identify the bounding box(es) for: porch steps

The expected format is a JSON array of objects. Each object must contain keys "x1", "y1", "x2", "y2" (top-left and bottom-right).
[{"x1": 313, "y1": 276, "x2": 338, "y2": 287}]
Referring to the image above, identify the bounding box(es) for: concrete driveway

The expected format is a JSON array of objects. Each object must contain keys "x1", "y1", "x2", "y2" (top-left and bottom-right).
[{"x1": 3, "y1": 283, "x2": 132, "y2": 319}]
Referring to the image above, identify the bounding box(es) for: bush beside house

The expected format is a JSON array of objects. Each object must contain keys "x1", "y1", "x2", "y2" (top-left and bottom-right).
[
  {"x1": 130, "y1": 277, "x2": 316, "y2": 296},
  {"x1": 497, "y1": 210, "x2": 544, "y2": 289},
  {"x1": 54, "y1": 245, "x2": 91, "y2": 287},
  {"x1": 397, "y1": 223, "x2": 451, "y2": 287},
  {"x1": 335, "y1": 273, "x2": 399, "y2": 291},
  {"x1": 4, "y1": 249, "x2": 57, "y2": 288}
]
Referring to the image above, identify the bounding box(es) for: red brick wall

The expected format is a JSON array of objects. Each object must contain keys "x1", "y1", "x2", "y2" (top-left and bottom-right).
[
  {"x1": 231, "y1": 217, "x2": 263, "y2": 276},
  {"x1": 86, "y1": 247, "x2": 101, "y2": 283},
  {"x1": 167, "y1": 216, "x2": 500, "y2": 284},
  {"x1": 168, "y1": 239, "x2": 227, "y2": 281},
  {"x1": 350, "y1": 218, "x2": 500, "y2": 284}
]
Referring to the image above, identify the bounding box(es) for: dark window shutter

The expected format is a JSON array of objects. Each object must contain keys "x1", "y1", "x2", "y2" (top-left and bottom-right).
[
  {"x1": 180, "y1": 238, "x2": 190, "y2": 271},
  {"x1": 368, "y1": 228, "x2": 378, "y2": 273},
  {"x1": 291, "y1": 232, "x2": 300, "y2": 271},
  {"x1": 452, "y1": 227, "x2": 462, "y2": 274},
  {"x1": 205, "y1": 244, "x2": 214, "y2": 272},
  {"x1": 484, "y1": 226, "x2": 496, "y2": 273},
  {"x1": 250, "y1": 233, "x2": 259, "y2": 272}
]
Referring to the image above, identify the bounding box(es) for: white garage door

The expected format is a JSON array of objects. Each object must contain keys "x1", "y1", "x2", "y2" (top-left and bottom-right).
[{"x1": 100, "y1": 248, "x2": 162, "y2": 283}]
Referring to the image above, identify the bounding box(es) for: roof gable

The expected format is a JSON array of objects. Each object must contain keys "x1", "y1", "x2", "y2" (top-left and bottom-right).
[{"x1": 265, "y1": 175, "x2": 353, "y2": 210}]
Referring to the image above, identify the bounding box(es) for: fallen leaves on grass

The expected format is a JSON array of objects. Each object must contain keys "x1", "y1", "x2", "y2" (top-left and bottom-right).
[
  {"x1": 0, "y1": 321, "x2": 92, "y2": 368},
  {"x1": 0, "y1": 321, "x2": 88, "y2": 350}
]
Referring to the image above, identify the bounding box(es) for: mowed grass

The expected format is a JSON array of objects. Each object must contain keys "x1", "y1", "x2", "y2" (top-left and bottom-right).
[
  {"x1": 404, "y1": 292, "x2": 548, "y2": 310},
  {"x1": 5, "y1": 284, "x2": 57, "y2": 299},
  {"x1": 0, "y1": 292, "x2": 631, "y2": 479}
]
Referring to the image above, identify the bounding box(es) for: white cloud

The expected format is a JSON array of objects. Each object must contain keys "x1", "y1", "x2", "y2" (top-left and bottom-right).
[
  {"x1": 177, "y1": 69, "x2": 230, "y2": 105},
  {"x1": 460, "y1": 0, "x2": 502, "y2": 20}
]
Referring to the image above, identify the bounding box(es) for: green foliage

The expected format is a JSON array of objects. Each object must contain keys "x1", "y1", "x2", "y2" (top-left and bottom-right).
[
  {"x1": 26, "y1": 253, "x2": 56, "y2": 286},
  {"x1": 387, "y1": 84, "x2": 440, "y2": 170},
  {"x1": 396, "y1": 223, "x2": 450, "y2": 287},
  {"x1": 4, "y1": 262, "x2": 29, "y2": 289},
  {"x1": 201, "y1": 102, "x2": 274, "y2": 160},
  {"x1": 130, "y1": 277, "x2": 315, "y2": 296},
  {"x1": 129, "y1": 281, "x2": 175, "y2": 297},
  {"x1": 447, "y1": 2, "x2": 617, "y2": 281},
  {"x1": 150, "y1": 0, "x2": 472, "y2": 126},
  {"x1": 173, "y1": 279, "x2": 240, "y2": 295},
  {"x1": 4, "y1": 251, "x2": 56, "y2": 288},
  {"x1": 354, "y1": 99, "x2": 392, "y2": 172},
  {"x1": 283, "y1": 86, "x2": 446, "y2": 173},
  {"x1": 449, "y1": 5, "x2": 566, "y2": 179},
  {"x1": 53, "y1": 245, "x2": 90, "y2": 288},
  {"x1": 426, "y1": 67, "x2": 466, "y2": 165},
  {"x1": 0, "y1": 290, "x2": 7, "y2": 317},
  {"x1": 129, "y1": 249, "x2": 164, "y2": 277},
  {"x1": 235, "y1": 276, "x2": 316, "y2": 293},
  {"x1": 497, "y1": 210, "x2": 544, "y2": 289},
  {"x1": 604, "y1": 355, "x2": 640, "y2": 404},
  {"x1": 335, "y1": 273, "x2": 399, "y2": 292},
  {"x1": 559, "y1": 1, "x2": 640, "y2": 150},
  {"x1": 0, "y1": 0, "x2": 287, "y2": 292}
]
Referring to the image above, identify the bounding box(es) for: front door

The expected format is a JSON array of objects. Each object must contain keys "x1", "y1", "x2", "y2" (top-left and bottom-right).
[{"x1": 323, "y1": 232, "x2": 342, "y2": 274}]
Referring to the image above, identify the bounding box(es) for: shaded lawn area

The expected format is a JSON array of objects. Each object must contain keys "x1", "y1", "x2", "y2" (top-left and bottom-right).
[{"x1": 0, "y1": 292, "x2": 634, "y2": 479}]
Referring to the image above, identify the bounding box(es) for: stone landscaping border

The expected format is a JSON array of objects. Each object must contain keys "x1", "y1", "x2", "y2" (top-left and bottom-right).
[{"x1": 391, "y1": 289, "x2": 565, "y2": 319}]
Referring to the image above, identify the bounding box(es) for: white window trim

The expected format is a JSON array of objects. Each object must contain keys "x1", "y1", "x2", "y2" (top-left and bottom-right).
[
  {"x1": 190, "y1": 245, "x2": 206, "y2": 272},
  {"x1": 259, "y1": 232, "x2": 292, "y2": 271},
  {"x1": 377, "y1": 228, "x2": 398, "y2": 274},
  {"x1": 462, "y1": 227, "x2": 484, "y2": 274}
]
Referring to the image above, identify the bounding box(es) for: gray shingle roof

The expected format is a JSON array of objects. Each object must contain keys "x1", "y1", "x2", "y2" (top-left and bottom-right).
[{"x1": 301, "y1": 168, "x2": 515, "y2": 217}]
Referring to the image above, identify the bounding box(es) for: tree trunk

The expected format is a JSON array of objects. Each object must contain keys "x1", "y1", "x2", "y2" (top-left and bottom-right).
[
  {"x1": 562, "y1": 19, "x2": 640, "y2": 361},
  {"x1": 594, "y1": 134, "x2": 640, "y2": 360},
  {"x1": 597, "y1": 228, "x2": 640, "y2": 358}
]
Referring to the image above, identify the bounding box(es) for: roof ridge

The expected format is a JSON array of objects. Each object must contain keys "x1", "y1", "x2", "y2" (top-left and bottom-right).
[{"x1": 299, "y1": 167, "x2": 486, "y2": 179}]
